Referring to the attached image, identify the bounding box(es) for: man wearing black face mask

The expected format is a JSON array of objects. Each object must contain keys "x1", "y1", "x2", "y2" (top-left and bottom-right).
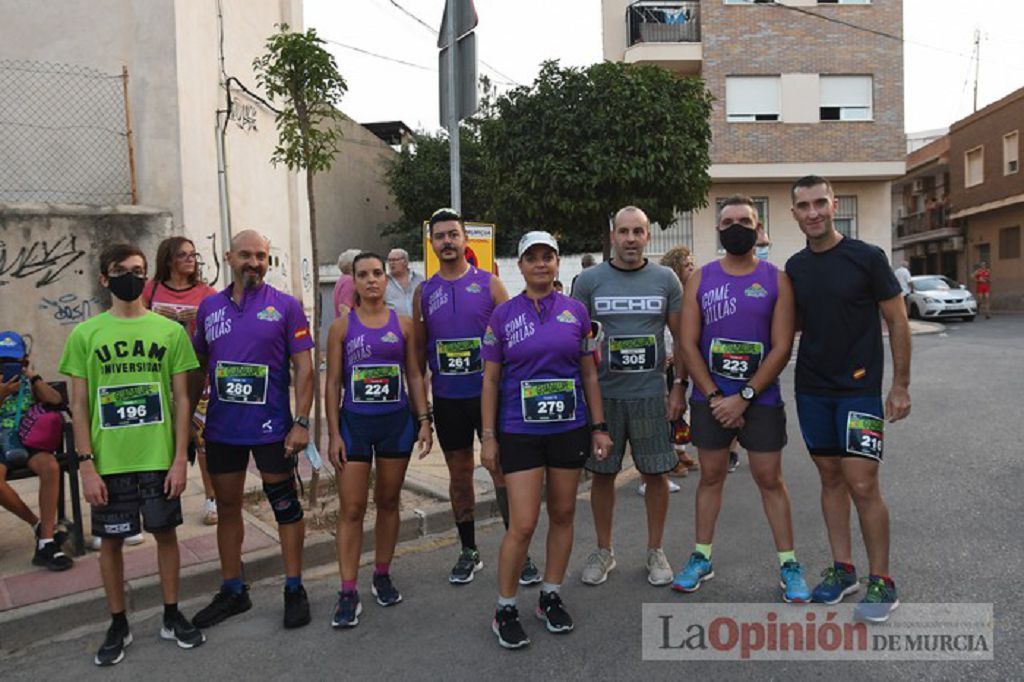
[{"x1": 673, "y1": 195, "x2": 810, "y2": 603}]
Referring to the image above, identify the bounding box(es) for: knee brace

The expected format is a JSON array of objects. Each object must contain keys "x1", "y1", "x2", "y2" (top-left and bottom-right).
[{"x1": 264, "y1": 478, "x2": 304, "y2": 525}]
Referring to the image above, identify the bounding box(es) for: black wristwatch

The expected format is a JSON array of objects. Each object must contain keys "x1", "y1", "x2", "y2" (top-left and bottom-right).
[
  {"x1": 590, "y1": 422, "x2": 609, "y2": 433},
  {"x1": 78, "y1": 453, "x2": 95, "y2": 463},
  {"x1": 740, "y1": 385, "x2": 758, "y2": 401},
  {"x1": 706, "y1": 389, "x2": 723, "y2": 400},
  {"x1": 293, "y1": 416, "x2": 310, "y2": 429}
]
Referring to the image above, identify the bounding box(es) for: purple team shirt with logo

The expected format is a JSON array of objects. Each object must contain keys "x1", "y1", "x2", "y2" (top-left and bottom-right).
[
  {"x1": 342, "y1": 308, "x2": 409, "y2": 415},
  {"x1": 693, "y1": 259, "x2": 782, "y2": 406},
  {"x1": 193, "y1": 283, "x2": 315, "y2": 444},
  {"x1": 421, "y1": 266, "x2": 495, "y2": 399},
  {"x1": 481, "y1": 291, "x2": 591, "y2": 435}
]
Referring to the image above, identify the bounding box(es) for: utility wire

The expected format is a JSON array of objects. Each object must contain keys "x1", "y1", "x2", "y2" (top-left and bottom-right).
[{"x1": 324, "y1": 38, "x2": 434, "y2": 72}]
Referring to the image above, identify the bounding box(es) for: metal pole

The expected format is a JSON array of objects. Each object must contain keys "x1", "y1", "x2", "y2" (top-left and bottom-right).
[
  {"x1": 215, "y1": 114, "x2": 233, "y2": 286},
  {"x1": 446, "y1": 0, "x2": 461, "y2": 212},
  {"x1": 972, "y1": 28, "x2": 980, "y2": 113},
  {"x1": 121, "y1": 66, "x2": 138, "y2": 204}
]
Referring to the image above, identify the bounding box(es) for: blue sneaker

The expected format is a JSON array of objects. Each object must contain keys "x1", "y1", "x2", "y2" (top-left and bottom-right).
[
  {"x1": 331, "y1": 590, "x2": 362, "y2": 629},
  {"x1": 811, "y1": 564, "x2": 860, "y2": 604},
  {"x1": 670, "y1": 552, "x2": 714, "y2": 593},
  {"x1": 371, "y1": 573, "x2": 403, "y2": 607},
  {"x1": 779, "y1": 560, "x2": 811, "y2": 603},
  {"x1": 854, "y1": 577, "x2": 900, "y2": 623}
]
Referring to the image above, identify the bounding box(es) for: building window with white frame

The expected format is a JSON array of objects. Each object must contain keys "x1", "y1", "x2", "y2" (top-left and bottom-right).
[
  {"x1": 819, "y1": 75, "x2": 873, "y2": 121},
  {"x1": 1004, "y1": 131, "x2": 1019, "y2": 175},
  {"x1": 965, "y1": 146, "x2": 984, "y2": 187},
  {"x1": 834, "y1": 196, "x2": 858, "y2": 238},
  {"x1": 726, "y1": 76, "x2": 780, "y2": 122}
]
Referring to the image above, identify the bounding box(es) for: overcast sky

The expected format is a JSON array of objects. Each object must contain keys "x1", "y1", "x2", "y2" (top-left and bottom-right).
[{"x1": 306, "y1": 0, "x2": 1024, "y2": 135}]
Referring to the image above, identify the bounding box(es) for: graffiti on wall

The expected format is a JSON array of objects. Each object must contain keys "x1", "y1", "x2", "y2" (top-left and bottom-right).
[
  {"x1": 301, "y1": 257, "x2": 312, "y2": 291},
  {"x1": 0, "y1": 236, "x2": 85, "y2": 287},
  {"x1": 200, "y1": 232, "x2": 221, "y2": 286},
  {"x1": 38, "y1": 293, "x2": 100, "y2": 325},
  {"x1": 229, "y1": 97, "x2": 258, "y2": 132}
]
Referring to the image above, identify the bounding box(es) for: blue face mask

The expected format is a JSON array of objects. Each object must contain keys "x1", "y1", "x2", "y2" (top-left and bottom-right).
[{"x1": 755, "y1": 245, "x2": 771, "y2": 260}]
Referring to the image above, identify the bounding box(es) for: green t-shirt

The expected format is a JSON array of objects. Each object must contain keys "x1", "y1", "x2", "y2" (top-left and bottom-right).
[{"x1": 58, "y1": 311, "x2": 199, "y2": 475}]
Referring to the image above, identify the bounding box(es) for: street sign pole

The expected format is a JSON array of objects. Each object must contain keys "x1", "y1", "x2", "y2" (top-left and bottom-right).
[{"x1": 446, "y1": 0, "x2": 461, "y2": 212}]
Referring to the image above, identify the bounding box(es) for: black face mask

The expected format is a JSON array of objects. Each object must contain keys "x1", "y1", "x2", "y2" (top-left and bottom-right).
[
  {"x1": 107, "y1": 273, "x2": 147, "y2": 302},
  {"x1": 719, "y1": 224, "x2": 757, "y2": 256}
]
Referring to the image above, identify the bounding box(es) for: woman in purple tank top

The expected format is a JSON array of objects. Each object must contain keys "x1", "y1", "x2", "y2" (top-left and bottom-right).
[{"x1": 324, "y1": 252, "x2": 433, "y2": 627}]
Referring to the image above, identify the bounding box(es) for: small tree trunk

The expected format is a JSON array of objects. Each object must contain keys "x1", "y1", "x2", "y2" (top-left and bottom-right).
[{"x1": 305, "y1": 159, "x2": 322, "y2": 508}]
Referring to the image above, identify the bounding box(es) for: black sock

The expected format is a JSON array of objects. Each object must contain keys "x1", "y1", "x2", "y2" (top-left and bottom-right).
[
  {"x1": 163, "y1": 603, "x2": 178, "y2": 621},
  {"x1": 456, "y1": 520, "x2": 476, "y2": 550},
  {"x1": 111, "y1": 611, "x2": 128, "y2": 631},
  {"x1": 495, "y1": 486, "x2": 510, "y2": 530}
]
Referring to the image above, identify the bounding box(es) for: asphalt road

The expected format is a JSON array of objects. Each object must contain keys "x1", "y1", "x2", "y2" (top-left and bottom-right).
[{"x1": 3, "y1": 316, "x2": 1021, "y2": 680}]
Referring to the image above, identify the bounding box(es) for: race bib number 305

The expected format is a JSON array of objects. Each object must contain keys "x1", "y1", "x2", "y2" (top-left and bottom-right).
[
  {"x1": 608, "y1": 335, "x2": 657, "y2": 373},
  {"x1": 216, "y1": 361, "x2": 269, "y2": 404},
  {"x1": 846, "y1": 411, "x2": 884, "y2": 460},
  {"x1": 709, "y1": 338, "x2": 763, "y2": 381},
  {"x1": 98, "y1": 383, "x2": 163, "y2": 429},
  {"x1": 520, "y1": 379, "x2": 577, "y2": 423},
  {"x1": 352, "y1": 364, "x2": 401, "y2": 403},
  {"x1": 436, "y1": 338, "x2": 482, "y2": 375}
]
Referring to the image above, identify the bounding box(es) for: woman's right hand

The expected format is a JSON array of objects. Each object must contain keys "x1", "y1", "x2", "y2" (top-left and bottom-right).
[
  {"x1": 480, "y1": 437, "x2": 499, "y2": 473},
  {"x1": 82, "y1": 468, "x2": 108, "y2": 507},
  {"x1": 328, "y1": 436, "x2": 347, "y2": 471}
]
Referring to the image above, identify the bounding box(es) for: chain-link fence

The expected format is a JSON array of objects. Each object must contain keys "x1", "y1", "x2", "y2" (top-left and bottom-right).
[{"x1": 0, "y1": 60, "x2": 134, "y2": 205}]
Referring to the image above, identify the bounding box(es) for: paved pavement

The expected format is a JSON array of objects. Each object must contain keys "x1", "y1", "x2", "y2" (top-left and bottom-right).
[{"x1": 2, "y1": 316, "x2": 1021, "y2": 679}]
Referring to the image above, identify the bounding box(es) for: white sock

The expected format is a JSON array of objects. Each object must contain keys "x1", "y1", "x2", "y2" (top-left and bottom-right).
[
  {"x1": 497, "y1": 595, "x2": 516, "y2": 608},
  {"x1": 541, "y1": 582, "x2": 561, "y2": 594},
  {"x1": 38, "y1": 538, "x2": 54, "y2": 550}
]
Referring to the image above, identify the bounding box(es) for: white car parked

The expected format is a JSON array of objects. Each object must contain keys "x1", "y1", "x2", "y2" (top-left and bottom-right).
[{"x1": 906, "y1": 275, "x2": 977, "y2": 322}]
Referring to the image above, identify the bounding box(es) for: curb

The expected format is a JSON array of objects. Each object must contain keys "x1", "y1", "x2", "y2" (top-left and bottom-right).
[{"x1": 0, "y1": 495, "x2": 498, "y2": 655}]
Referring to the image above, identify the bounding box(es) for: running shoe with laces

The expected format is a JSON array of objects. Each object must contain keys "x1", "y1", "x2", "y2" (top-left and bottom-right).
[
  {"x1": 449, "y1": 547, "x2": 483, "y2": 584},
  {"x1": 160, "y1": 609, "x2": 206, "y2": 649},
  {"x1": 94, "y1": 624, "x2": 132, "y2": 667},
  {"x1": 191, "y1": 585, "x2": 252, "y2": 628},
  {"x1": 638, "y1": 480, "x2": 681, "y2": 495},
  {"x1": 671, "y1": 551, "x2": 714, "y2": 592},
  {"x1": 331, "y1": 590, "x2": 362, "y2": 628},
  {"x1": 811, "y1": 564, "x2": 860, "y2": 604},
  {"x1": 647, "y1": 548, "x2": 674, "y2": 586},
  {"x1": 283, "y1": 585, "x2": 312, "y2": 628},
  {"x1": 854, "y1": 577, "x2": 900, "y2": 623},
  {"x1": 727, "y1": 451, "x2": 740, "y2": 473},
  {"x1": 32, "y1": 540, "x2": 73, "y2": 571},
  {"x1": 372, "y1": 573, "x2": 403, "y2": 606},
  {"x1": 536, "y1": 591, "x2": 574, "y2": 633},
  {"x1": 202, "y1": 498, "x2": 218, "y2": 526},
  {"x1": 492, "y1": 604, "x2": 530, "y2": 649},
  {"x1": 580, "y1": 547, "x2": 616, "y2": 585},
  {"x1": 519, "y1": 555, "x2": 542, "y2": 586},
  {"x1": 779, "y1": 560, "x2": 812, "y2": 603}
]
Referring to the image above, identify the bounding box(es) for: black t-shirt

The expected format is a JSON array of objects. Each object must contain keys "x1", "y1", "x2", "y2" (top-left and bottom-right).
[{"x1": 785, "y1": 238, "x2": 901, "y2": 396}]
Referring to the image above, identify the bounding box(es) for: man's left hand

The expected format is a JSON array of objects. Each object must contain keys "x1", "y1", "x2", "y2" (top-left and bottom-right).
[
  {"x1": 284, "y1": 422, "x2": 310, "y2": 458},
  {"x1": 885, "y1": 385, "x2": 911, "y2": 422},
  {"x1": 711, "y1": 394, "x2": 748, "y2": 429}
]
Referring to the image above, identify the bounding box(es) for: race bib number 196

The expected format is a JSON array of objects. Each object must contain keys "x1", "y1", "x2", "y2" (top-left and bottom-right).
[
  {"x1": 520, "y1": 379, "x2": 577, "y2": 423},
  {"x1": 98, "y1": 383, "x2": 164, "y2": 429},
  {"x1": 709, "y1": 338, "x2": 763, "y2": 381},
  {"x1": 352, "y1": 364, "x2": 401, "y2": 403},
  {"x1": 216, "y1": 361, "x2": 269, "y2": 404},
  {"x1": 846, "y1": 411, "x2": 884, "y2": 460}
]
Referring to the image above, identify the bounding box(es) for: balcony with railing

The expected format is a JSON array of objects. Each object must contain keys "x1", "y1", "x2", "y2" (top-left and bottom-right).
[
  {"x1": 624, "y1": 1, "x2": 702, "y2": 74},
  {"x1": 894, "y1": 207, "x2": 963, "y2": 247}
]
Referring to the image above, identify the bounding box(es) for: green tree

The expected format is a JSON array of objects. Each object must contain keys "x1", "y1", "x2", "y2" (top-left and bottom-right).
[
  {"x1": 482, "y1": 60, "x2": 713, "y2": 254},
  {"x1": 254, "y1": 24, "x2": 347, "y2": 498}
]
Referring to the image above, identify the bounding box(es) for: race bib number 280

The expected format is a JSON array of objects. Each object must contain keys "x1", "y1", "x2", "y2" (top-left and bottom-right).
[
  {"x1": 98, "y1": 383, "x2": 164, "y2": 429},
  {"x1": 216, "y1": 361, "x2": 269, "y2": 404},
  {"x1": 846, "y1": 411, "x2": 884, "y2": 460}
]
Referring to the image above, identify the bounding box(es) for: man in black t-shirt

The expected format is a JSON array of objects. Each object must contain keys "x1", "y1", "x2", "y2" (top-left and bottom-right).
[{"x1": 785, "y1": 175, "x2": 911, "y2": 623}]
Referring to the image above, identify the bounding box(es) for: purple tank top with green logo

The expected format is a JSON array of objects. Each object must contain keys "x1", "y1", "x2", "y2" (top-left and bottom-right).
[
  {"x1": 694, "y1": 260, "x2": 782, "y2": 406},
  {"x1": 342, "y1": 309, "x2": 408, "y2": 415}
]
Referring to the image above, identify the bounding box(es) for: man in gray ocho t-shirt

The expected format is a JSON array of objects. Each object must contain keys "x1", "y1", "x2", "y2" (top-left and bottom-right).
[{"x1": 571, "y1": 206, "x2": 686, "y2": 588}]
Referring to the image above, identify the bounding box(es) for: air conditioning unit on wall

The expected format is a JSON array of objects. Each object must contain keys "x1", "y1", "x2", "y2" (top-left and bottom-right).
[{"x1": 949, "y1": 236, "x2": 965, "y2": 251}]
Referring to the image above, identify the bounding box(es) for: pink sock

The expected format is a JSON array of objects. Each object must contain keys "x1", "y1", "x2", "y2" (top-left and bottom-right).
[
  {"x1": 374, "y1": 562, "x2": 390, "y2": 577},
  {"x1": 341, "y1": 579, "x2": 357, "y2": 593}
]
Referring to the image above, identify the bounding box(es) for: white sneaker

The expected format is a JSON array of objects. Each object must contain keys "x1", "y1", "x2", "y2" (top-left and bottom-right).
[
  {"x1": 126, "y1": 533, "x2": 145, "y2": 546},
  {"x1": 580, "y1": 548, "x2": 616, "y2": 585},
  {"x1": 637, "y1": 480, "x2": 681, "y2": 496},
  {"x1": 646, "y1": 548, "x2": 674, "y2": 586},
  {"x1": 202, "y1": 498, "x2": 218, "y2": 526}
]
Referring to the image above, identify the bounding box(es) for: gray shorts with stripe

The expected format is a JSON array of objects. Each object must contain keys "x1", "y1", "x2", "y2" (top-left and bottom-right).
[{"x1": 585, "y1": 395, "x2": 677, "y2": 476}]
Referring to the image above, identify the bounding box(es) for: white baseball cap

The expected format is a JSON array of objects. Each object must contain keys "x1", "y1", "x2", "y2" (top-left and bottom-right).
[{"x1": 517, "y1": 230, "x2": 559, "y2": 258}]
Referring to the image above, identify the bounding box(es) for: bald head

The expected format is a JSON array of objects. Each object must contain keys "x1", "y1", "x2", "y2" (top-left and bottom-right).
[
  {"x1": 613, "y1": 206, "x2": 650, "y2": 231},
  {"x1": 610, "y1": 205, "x2": 651, "y2": 268},
  {"x1": 231, "y1": 229, "x2": 271, "y2": 252},
  {"x1": 227, "y1": 229, "x2": 270, "y2": 289}
]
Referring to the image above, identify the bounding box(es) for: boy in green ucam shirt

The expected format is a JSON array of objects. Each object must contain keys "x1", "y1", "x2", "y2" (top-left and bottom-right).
[{"x1": 59, "y1": 243, "x2": 206, "y2": 666}]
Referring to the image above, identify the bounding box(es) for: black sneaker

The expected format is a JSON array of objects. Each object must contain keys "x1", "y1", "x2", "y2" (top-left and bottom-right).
[
  {"x1": 492, "y1": 605, "x2": 530, "y2": 649},
  {"x1": 192, "y1": 585, "x2": 252, "y2": 628},
  {"x1": 449, "y1": 547, "x2": 483, "y2": 585},
  {"x1": 161, "y1": 609, "x2": 206, "y2": 649},
  {"x1": 32, "y1": 540, "x2": 73, "y2": 571},
  {"x1": 519, "y1": 555, "x2": 542, "y2": 586},
  {"x1": 535, "y1": 591, "x2": 574, "y2": 633},
  {"x1": 33, "y1": 522, "x2": 68, "y2": 548},
  {"x1": 727, "y1": 451, "x2": 740, "y2": 473},
  {"x1": 371, "y1": 573, "x2": 403, "y2": 606},
  {"x1": 283, "y1": 585, "x2": 312, "y2": 629},
  {"x1": 331, "y1": 590, "x2": 362, "y2": 629},
  {"x1": 94, "y1": 624, "x2": 132, "y2": 666}
]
